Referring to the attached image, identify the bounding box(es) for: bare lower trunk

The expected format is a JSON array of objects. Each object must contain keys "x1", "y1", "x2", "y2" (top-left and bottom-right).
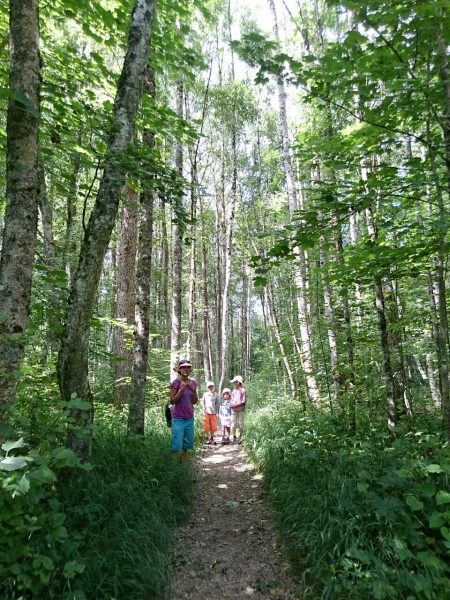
[
  {"x1": 111, "y1": 185, "x2": 138, "y2": 406},
  {"x1": 366, "y1": 207, "x2": 397, "y2": 435},
  {"x1": 127, "y1": 70, "x2": 155, "y2": 434},
  {"x1": 57, "y1": 0, "x2": 157, "y2": 460},
  {"x1": 268, "y1": 0, "x2": 319, "y2": 407},
  {"x1": 266, "y1": 284, "x2": 296, "y2": 396},
  {"x1": 62, "y1": 134, "x2": 82, "y2": 287},
  {"x1": 425, "y1": 352, "x2": 441, "y2": 409},
  {"x1": 0, "y1": 0, "x2": 40, "y2": 427},
  {"x1": 201, "y1": 224, "x2": 212, "y2": 383},
  {"x1": 320, "y1": 244, "x2": 340, "y2": 407},
  {"x1": 169, "y1": 81, "x2": 184, "y2": 377},
  {"x1": 436, "y1": 20, "x2": 450, "y2": 438},
  {"x1": 186, "y1": 157, "x2": 197, "y2": 365},
  {"x1": 218, "y1": 2, "x2": 237, "y2": 392}
]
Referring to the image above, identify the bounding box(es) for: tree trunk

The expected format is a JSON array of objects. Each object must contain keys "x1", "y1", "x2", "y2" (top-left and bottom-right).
[
  {"x1": 186, "y1": 153, "x2": 197, "y2": 365},
  {"x1": 320, "y1": 244, "x2": 340, "y2": 407},
  {"x1": 169, "y1": 81, "x2": 184, "y2": 377},
  {"x1": 436, "y1": 20, "x2": 450, "y2": 439},
  {"x1": 57, "y1": 0, "x2": 157, "y2": 461},
  {"x1": 365, "y1": 206, "x2": 397, "y2": 435},
  {"x1": 160, "y1": 198, "x2": 170, "y2": 346},
  {"x1": 0, "y1": 0, "x2": 40, "y2": 429},
  {"x1": 62, "y1": 132, "x2": 82, "y2": 287},
  {"x1": 201, "y1": 217, "x2": 212, "y2": 383},
  {"x1": 218, "y1": 1, "x2": 238, "y2": 393},
  {"x1": 38, "y1": 164, "x2": 55, "y2": 267},
  {"x1": 111, "y1": 184, "x2": 138, "y2": 406},
  {"x1": 127, "y1": 68, "x2": 155, "y2": 434},
  {"x1": 266, "y1": 284, "x2": 296, "y2": 396},
  {"x1": 268, "y1": 0, "x2": 320, "y2": 408}
]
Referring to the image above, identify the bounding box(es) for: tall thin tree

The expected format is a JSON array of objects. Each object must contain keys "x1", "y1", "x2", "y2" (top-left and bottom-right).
[
  {"x1": 0, "y1": 0, "x2": 41, "y2": 431},
  {"x1": 57, "y1": 0, "x2": 157, "y2": 460}
]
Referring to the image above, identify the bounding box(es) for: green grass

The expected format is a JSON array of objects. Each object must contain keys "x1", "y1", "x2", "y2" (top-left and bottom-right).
[
  {"x1": 245, "y1": 398, "x2": 450, "y2": 600},
  {"x1": 58, "y1": 423, "x2": 194, "y2": 599}
]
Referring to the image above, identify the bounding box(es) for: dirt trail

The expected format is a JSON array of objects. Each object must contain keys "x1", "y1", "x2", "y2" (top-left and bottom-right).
[{"x1": 169, "y1": 442, "x2": 302, "y2": 600}]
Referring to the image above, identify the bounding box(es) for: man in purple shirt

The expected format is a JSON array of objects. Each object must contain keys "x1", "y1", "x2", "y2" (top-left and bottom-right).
[{"x1": 169, "y1": 359, "x2": 198, "y2": 462}]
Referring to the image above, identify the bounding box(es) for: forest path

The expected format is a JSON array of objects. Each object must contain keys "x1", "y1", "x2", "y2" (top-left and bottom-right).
[{"x1": 168, "y1": 441, "x2": 302, "y2": 600}]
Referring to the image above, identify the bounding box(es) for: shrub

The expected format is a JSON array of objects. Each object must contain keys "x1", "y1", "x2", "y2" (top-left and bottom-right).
[{"x1": 246, "y1": 401, "x2": 450, "y2": 599}]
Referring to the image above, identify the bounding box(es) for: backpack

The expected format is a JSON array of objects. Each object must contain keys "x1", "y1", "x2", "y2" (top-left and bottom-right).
[{"x1": 165, "y1": 403, "x2": 172, "y2": 427}]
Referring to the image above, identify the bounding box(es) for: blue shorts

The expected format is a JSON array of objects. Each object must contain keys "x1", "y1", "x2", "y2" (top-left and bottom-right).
[{"x1": 171, "y1": 417, "x2": 195, "y2": 452}]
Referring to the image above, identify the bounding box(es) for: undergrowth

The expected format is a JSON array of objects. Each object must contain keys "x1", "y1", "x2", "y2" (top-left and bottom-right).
[
  {"x1": 245, "y1": 398, "x2": 450, "y2": 600},
  {"x1": 1, "y1": 397, "x2": 194, "y2": 599}
]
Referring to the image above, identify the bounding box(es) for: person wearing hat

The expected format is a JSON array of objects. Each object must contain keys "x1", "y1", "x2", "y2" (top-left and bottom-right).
[
  {"x1": 169, "y1": 359, "x2": 198, "y2": 462},
  {"x1": 201, "y1": 381, "x2": 220, "y2": 445},
  {"x1": 230, "y1": 375, "x2": 246, "y2": 444}
]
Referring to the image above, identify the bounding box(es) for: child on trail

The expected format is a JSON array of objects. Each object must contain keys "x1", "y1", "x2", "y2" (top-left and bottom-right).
[
  {"x1": 202, "y1": 381, "x2": 220, "y2": 445},
  {"x1": 219, "y1": 388, "x2": 232, "y2": 444},
  {"x1": 230, "y1": 375, "x2": 246, "y2": 444}
]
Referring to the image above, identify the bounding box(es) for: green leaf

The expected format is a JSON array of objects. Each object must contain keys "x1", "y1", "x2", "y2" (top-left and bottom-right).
[
  {"x1": 1, "y1": 438, "x2": 25, "y2": 453},
  {"x1": 417, "y1": 481, "x2": 436, "y2": 498},
  {"x1": 0, "y1": 456, "x2": 28, "y2": 471},
  {"x1": 63, "y1": 560, "x2": 85, "y2": 578},
  {"x1": 426, "y1": 464, "x2": 443, "y2": 474},
  {"x1": 436, "y1": 491, "x2": 450, "y2": 505},
  {"x1": 429, "y1": 512, "x2": 445, "y2": 528},
  {"x1": 405, "y1": 495, "x2": 424, "y2": 511}
]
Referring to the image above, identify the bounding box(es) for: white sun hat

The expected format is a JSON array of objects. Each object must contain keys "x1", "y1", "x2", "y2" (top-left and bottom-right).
[
  {"x1": 206, "y1": 381, "x2": 215, "y2": 388},
  {"x1": 222, "y1": 387, "x2": 231, "y2": 395},
  {"x1": 231, "y1": 375, "x2": 243, "y2": 384}
]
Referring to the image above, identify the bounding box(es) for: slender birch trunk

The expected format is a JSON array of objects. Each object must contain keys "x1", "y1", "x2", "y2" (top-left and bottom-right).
[
  {"x1": 160, "y1": 198, "x2": 170, "y2": 346},
  {"x1": 201, "y1": 230, "x2": 212, "y2": 383},
  {"x1": 266, "y1": 284, "x2": 296, "y2": 396},
  {"x1": 218, "y1": 1, "x2": 238, "y2": 392},
  {"x1": 57, "y1": 0, "x2": 157, "y2": 460},
  {"x1": 62, "y1": 134, "x2": 82, "y2": 286},
  {"x1": 0, "y1": 0, "x2": 40, "y2": 427},
  {"x1": 268, "y1": 0, "x2": 320, "y2": 408},
  {"x1": 127, "y1": 68, "x2": 155, "y2": 434},
  {"x1": 436, "y1": 19, "x2": 450, "y2": 438},
  {"x1": 320, "y1": 244, "x2": 340, "y2": 406},
  {"x1": 169, "y1": 81, "x2": 184, "y2": 377},
  {"x1": 111, "y1": 185, "x2": 138, "y2": 406},
  {"x1": 186, "y1": 153, "x2": 197, "y2": 364},
  {"x1": 365, "y1": 206, "x2": 397, "y2": 435}
]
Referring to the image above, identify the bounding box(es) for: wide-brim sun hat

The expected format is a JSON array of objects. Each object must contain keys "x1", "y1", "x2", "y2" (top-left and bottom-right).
[
  {"x1": 206, "y1": 381, "x2": 215, "y2": 387},
  {"x1": 231, "y1": 375, "x2": 243, "y2": 384},
  {"x1": 178, "y1": 359, "x2": 192, "y2": 368},
  {"x1": 222, "y1": 387, "x2": 231, "y2": 395}
]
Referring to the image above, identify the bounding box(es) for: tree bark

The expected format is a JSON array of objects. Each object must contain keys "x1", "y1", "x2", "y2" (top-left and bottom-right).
[
  {"x1": 57, "y1": 0, "x2": 157, "y2": 460},
  {"x1": 268, "y1": 0, "x2": 320, "y2": 408},
  {"x1": 62, "y1": 133, "x2": 82, "y2": 287},
  {"x1": 0, "y1": 0, "x2": 40, "y2": 428},
  {"x1": 266, "y1": 283, "x2": 296, "y2": 396},
  {"x1": 169, "y1": 81, "x2": 184, "y2": 377},
  {"x1": 127, "y1": 68, "x2": 156, "y2": 434},
  {"x1": 111, "y1": 184, "x2": 138, "y2": 406},
  {"x1": 218, "y1": 1, "x2": 238, "y2": 393},
  {"x1": 365, "y1": 206, "x2": 397, "y2": 435},
  {"x1": 436, "y1": 19, "x2": 450, "y2": 439}
]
